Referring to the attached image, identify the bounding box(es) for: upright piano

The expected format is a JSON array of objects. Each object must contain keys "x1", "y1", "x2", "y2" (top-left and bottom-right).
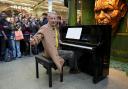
[{"x1": 60, "y1": 25, "x2": 112, "y2": 83}]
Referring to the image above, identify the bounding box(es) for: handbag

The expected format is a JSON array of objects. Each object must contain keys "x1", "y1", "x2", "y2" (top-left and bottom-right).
[{"x1": 15, "y1": 28, "x2": 24, "y2": 40}]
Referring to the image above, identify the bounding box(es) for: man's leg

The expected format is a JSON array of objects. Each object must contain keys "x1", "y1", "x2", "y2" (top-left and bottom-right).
[
  {"x1": 59, "y1": 50, "x2": 79, "y2": 73},
  {"x1": 11, "y1": 39, "x2": 16, "y2": 58},
  {"x1": 0, "y1": 37, "x2": 2, "y2": 61},
  {"x1": 15, "y1": 40, "x2": 21, "y2": 58},
  {"x1": 1, "y1": 38, "x2": 6, "y2": 61}
]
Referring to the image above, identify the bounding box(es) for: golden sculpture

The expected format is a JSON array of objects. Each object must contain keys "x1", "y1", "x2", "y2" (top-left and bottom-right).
[{"x1": 94, "y1": 0, "x2": 127, "y2": 34}]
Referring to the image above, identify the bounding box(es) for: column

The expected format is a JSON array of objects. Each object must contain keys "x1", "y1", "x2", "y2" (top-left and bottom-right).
[
  {"x1": 48, "y1": 0, "x2": 53, "y2": 12},
  {"x1": 81, "y1": 0, "x2": 95, "y2": 25},
  {"x1": 68, "y1": 0, "x2": 77, "y2": 26}
]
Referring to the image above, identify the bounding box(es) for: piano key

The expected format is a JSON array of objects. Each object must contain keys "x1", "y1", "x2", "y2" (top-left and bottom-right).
[{"x1": 60, "y1": 42, "x2": 93, "y2": 50}]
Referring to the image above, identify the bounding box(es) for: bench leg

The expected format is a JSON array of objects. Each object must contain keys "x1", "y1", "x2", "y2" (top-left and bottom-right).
[
  {"x1": 60, "y1": 67, "x2": 63, "y2": 82},
  {"x1": 48, "y1": 67, "x2": 52, "y2": 87},
  {"x1": 36, "y1": 59, "x2": 39, "y2": 78}
]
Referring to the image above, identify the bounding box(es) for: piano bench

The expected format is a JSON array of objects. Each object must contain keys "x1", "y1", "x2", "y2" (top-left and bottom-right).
[{"x1": 35, "y1": 55, "x2": 63, "y2": 88}]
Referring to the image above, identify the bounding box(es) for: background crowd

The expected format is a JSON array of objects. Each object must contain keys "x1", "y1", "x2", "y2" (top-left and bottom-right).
[{"x1": 0, "y1": 12, "x2": 67, "y2": 62}]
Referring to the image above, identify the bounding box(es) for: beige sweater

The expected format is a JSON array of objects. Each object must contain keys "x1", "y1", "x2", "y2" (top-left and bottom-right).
[{"x1": 31, "y1": 24, "x2": 62, "y2": 61}]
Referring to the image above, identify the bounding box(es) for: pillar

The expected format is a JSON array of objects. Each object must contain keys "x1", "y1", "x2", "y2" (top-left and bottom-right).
[
  {"x1": 81, "y1": 0, "x2": 95, "y2": 25},
  {"x1": 68, "y1": 0, "x2": 77, "y2": 26},
  {"x1": 48, "y1": 0, "x2": 53, "y2": 12}
]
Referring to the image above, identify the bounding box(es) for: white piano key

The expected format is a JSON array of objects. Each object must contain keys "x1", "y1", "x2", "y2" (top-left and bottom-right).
[{"x1": 60, "y1": 42, "x2": 93, "y2": 50}]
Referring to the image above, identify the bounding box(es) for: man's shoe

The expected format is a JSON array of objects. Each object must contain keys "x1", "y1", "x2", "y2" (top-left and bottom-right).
[
  {"x1": 69, "y1": 69, "x2": 80, "y2": 74},
  {"x1": 4, "y1": 59, "x2": 12, "y2": 62},
  {"x1": 17, "y1": 56, "x2": 22, "y2": 58}
]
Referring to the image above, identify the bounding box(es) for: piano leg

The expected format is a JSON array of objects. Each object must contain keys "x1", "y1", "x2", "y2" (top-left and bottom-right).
[
  {"x1": 92, "y1": 51, "x2": 106, "y2": 83},
  {"x1": 92, "y1": 51, "x2": 98, "y2": 83}
]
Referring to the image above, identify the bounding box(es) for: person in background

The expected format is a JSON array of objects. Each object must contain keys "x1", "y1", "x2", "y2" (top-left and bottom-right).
[
  {"x1": 57, "y1": 16, "x2": 62, "y2": 28},
  {"x1": 77, "y1": 16, "x2": 81, "y2": 26},
  {"x1": 39, "y1": 13, "x2": 48, "y2": 26},
  {"x1": 29, "y1": 16, "x2": 39, "y2": 34},
  {"x1": 22, "y1": 18, "x2": 32, "y2": 55},
  {"x1": 13, "y1": 16, "x2": 22, "y2": 58},
  {"x1": 0, "y1": 12, "x2": 11, "y2": 61},
  {"x1": 0, "y1": 12, "x2": 8, "y2": 61},
  {"x1": 9, "y1": 17, "x2": 17, "y2": 59}
]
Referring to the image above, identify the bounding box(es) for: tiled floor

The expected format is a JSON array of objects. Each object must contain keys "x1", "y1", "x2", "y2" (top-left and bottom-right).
[{"x1": 0, "y1": 56, "x2": 128, "y2": 89}]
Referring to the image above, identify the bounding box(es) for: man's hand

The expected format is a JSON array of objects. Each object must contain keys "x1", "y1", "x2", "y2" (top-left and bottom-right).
[
  {"x1": 4, "y1": 36, "x2": 8, "y2": 40},
  {"x1": 3, "y1": 26, "x2": 8, "y2": 28},
  {"x1": 59, "y1": 40, "x2": 62, "y2": 44},
  {"x1": 30, "y1": 38, "x2": 35, "y2": 46},
  {"x1": 1, "y1": 31, "x2": 7, "y2": 40}
]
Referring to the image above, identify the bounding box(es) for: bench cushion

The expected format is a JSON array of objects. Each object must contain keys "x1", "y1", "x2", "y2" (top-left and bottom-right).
[{"x1": 35, "y1": 55, "x2": 57, "y2": 69}]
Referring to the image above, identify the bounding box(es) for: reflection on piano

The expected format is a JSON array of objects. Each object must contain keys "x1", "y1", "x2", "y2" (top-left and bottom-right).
[{"x1": 60, "y1": 25, "x2": 112, "y2": 83}]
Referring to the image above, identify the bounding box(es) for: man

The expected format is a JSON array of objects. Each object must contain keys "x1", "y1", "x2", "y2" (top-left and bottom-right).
[
  {"x1": 30, "y1": 12, "x2": 64, "y2": 73},
  {"x1": 39, "y1": 13, "x2": 48, "y2": 26},
  {"x1": 94, "y1": 0, "x2": 127, "y2": 34},
  {"x1": 0, "y1": 12, "x2": 10, "y2": 61},
  {"x1": 0, "y1": 13, "x2": 8, "y2": 61}
]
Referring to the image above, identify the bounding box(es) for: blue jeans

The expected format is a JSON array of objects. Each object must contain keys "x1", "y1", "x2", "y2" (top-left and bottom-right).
[{"x1": 11, "y1": 40, "x2": 21, "y2": 58}]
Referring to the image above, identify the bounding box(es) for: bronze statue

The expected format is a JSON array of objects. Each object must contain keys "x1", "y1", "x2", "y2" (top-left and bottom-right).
[{"x1": 94, "y1": 0, "x2": 127, "y2": 34}]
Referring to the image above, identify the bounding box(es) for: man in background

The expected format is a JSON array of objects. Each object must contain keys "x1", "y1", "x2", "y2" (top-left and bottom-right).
[
  {"x1": 0, "y1": 12, "x2": 10, "y2": 61},
  {"x1": 39, "y1": 13, "x2": 48, "y2": 26}
]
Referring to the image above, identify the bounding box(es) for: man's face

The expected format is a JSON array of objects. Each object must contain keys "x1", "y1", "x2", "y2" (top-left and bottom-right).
[
  {"x1": 1, "y1": 12, "x2": 7, "y2": 19},
  {"x1": 10, "y1": 17, "x2": 15, "y2": 23},
  {"x1": 15, "y1": 16, "x2": 19, "y2": 22},
  {"x1": 57, "y1": 16, "x2": 61, "y2": 23},
  {"x1": 48, "y1": 14, "x2": 57, "y2": 27},
  {"x1": 94, "y1": 0, "x2": 124, "y2": 33}
]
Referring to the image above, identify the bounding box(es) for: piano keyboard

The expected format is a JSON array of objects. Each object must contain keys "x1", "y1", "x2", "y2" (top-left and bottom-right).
[{"x1": 60, "y1": 42, "x2": 93, "y2": 50}]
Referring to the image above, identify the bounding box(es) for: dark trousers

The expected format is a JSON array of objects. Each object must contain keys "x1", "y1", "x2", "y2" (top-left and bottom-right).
[
  {"x1": 58, "y1": 50, "x2": 78, "y2": 70},
  {"x1": 0, "y1": 36, "x2": 6, "y2": 61},
  {"x1": 38, "y1": 42, "x2": 44, "y2": 52},
  {"x1": 21, "y1": 34, "x2": 30, "y2": 55}
]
